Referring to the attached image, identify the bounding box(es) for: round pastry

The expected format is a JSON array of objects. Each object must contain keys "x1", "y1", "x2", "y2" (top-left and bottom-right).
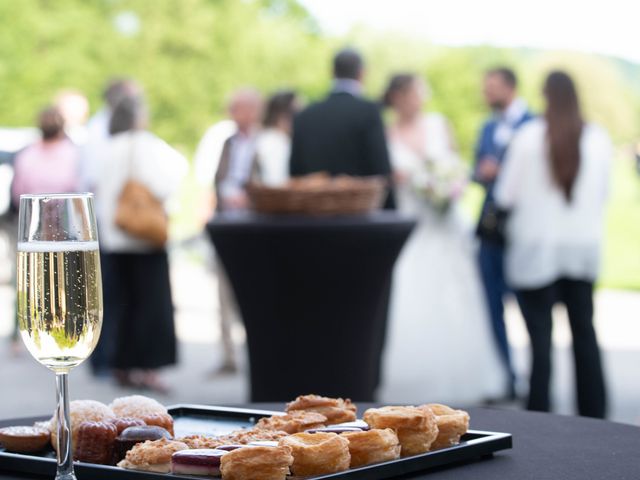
[
  {"x1": 219, "y1": 445, "x2": 293, "y2": 480},
  {"x1": 255, "y1": 411, "x2": 327, "y2": 434},
  {"x1": 115, "y1": 425, "x2": 173, "y2": 462},
  {"x1": 110, "y1": 417, "x2": 146, "y2": 435},
  {"x1": 341, "y1": 428, "x2": 401, "y2": 467},
  {"x1": 138, "y1": 413, "x2": 174, "y2": 436},
  {"x1": 0, "y1": 426, "x2": 50, "y2": 453},
  {"x1": 420, "y1": 404, "x2": 470, "y2": 450},
  {"x1": 279, "y1": 432, "x2": 350, "y2": 476},
  {"x1": 50, "y1": 400, "x2": 115, "y2": 450},
  {"x1": 117, "y1": 438, "x2": 188, "y2": 473},
  {"x1": 363, "y1": 406, "x2": 438, "y2": 456},
  {"x1": 218, "y1": 428, "x2": 290, "y2": 445},
  {"x1": 171, "y1": 448, "x2": 228, "y2": 476},
  {"x1": 286, "y1": 394, "x2": 357, "y2": 425},
  {"x1": 74, "y1": 421, "x2": 117, "y2": 465},
  {"x1": 109, "y1": 395, "x2": 167, "y2": 419}
]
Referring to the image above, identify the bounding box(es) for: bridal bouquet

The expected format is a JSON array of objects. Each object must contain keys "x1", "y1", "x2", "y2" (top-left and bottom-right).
[{"x1": 412, "y1": 154, "x2": 468, "y2": 214}]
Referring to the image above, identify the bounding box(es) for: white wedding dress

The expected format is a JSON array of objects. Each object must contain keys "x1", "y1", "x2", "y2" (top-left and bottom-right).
[{"x1": 382, "y1": 113, "x2": 503, "y2": 405}]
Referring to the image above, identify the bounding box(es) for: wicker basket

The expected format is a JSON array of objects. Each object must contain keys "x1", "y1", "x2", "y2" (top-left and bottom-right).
[{"x1": 248, "y1": 174, "x2": 386, "y2": 215}]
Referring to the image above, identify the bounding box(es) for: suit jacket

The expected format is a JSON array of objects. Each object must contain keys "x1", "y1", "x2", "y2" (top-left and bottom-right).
[
  {"x1": 214, "y1": 134, "x2": 259, "y2": 211},
  {"x1": 289, "y1": 91, "x2": 395, "y2": 209},
  {"x1": 473, "y1": 110, "x2": 534, "y2": 203}
]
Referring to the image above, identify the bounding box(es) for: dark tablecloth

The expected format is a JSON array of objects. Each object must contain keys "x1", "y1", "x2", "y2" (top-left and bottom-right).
[
  {"x1": 1, "y1": 406, "x2": 638, "y2": 479},
  {"x1": 206, "y1": 212, "x2": 416, "y2": 402}
]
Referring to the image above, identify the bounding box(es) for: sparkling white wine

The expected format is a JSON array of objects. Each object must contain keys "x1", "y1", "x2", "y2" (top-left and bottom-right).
[{"x1": 17, "y1": 241, "x2": 103, "y2": 372}]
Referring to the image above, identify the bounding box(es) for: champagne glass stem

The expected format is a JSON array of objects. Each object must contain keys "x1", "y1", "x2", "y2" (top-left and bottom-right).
[{"x1": 55, "y1": 372, "x2": 76, "y2": 480}]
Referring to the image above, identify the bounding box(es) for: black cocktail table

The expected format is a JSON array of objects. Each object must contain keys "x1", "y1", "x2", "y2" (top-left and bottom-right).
[
  {"x1": 206, "y1": 211, "x2": 416, "y2": 402},
  {"x1": 1, "y1": 406, "x2": 638, "y2": 479}
]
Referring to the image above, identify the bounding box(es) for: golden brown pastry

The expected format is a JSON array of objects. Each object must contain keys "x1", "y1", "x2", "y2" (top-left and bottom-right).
[
  {"x1": 279, "y1": 432, "x2": 350, "y2": 476},
  {"x1": 50, "y1": 399, "x2": 115, "y2": 450},
  {"x1": 175, "y1": 434, "x2": 223, "y2": 450},
  {"x1": 220, "y1": 445, "x2": 293, "y2": 480},
  {"x1": 74, "y1": 421, "x2": 118, "y2": 464},
  {"x1": 255, "y1": 411, "x2": 327, "y2": 434},
  {"x1": 341, "y1": 428, "x2": 401, "y2": 467},
  {"x1": 286, "y1": 394, "x2": 357, "y2": 425},
  {"x1": 420, "y1": 404, "x2": 470, "y2": 450},
  {"x1": 117, "y1": 438, "x2": 188, "y2": 473},
  {"x1": 363, "y1": 406, "x2": 438, "y2": 456},
  {"x1": 110, "y1": 395, "x2": 167, "y2": 419},
  {"x1": 219, "y1": 428, "x2": 290, "y2": 445},
  {"x1": 0, "y1": 426, "x2": 50, "y2": 453},
  {"x1": 139, "y1": 413, "x2": 174, "y2": 436}
]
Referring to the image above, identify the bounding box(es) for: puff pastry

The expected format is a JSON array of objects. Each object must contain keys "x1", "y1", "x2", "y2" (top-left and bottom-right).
[
  {"x1": 341, "y1": 428, "x2": 401, "y2": 467},
  {"x1": 255, "y1": 411, "x2": 326, "y2": 434},
  {"x1": 220, "y1": 445, "x2": 293, "y2": 480},
  {"x1": 286, "y1": 394, "x2": 357, "y2": 425},
  {"x1": 363, "y1": 406, "x2": 438, "y2": 456},
  {"x1": 420, "y1": 404, "x2": 469, "y2": 450},
  {"x1": 279, "y1": 432, "x2": 350, "y2": 476},
  {"x1": 117, "y1": 438, "x2": 188, "y2": 473}
]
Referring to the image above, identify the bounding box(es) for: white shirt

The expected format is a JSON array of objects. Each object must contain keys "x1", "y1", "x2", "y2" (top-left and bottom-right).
[
  {"x1": 80, "y1": 109, "x2": 111, "y2": 192},
  {"x1": 219, "y1": 132, "x2": 257, "y2": 199},
  {"x1": 493, "y1": 98, "x2": 528, "y2": 148},
  {"x1": 193, "y1": 120, "x2": 236, "y2": 187},
  {"x1": 256, "y1": 128, "x2": 290, "y2": 186},
  {"x1": 94, "y1": 130, "x2": 187, "y2": 252},
  {"x1": 494, "y1": 118, "x2": 611, "y2": 289}
]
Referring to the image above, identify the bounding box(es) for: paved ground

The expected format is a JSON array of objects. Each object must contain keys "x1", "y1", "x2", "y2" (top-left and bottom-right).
[{"x1": 1, "y1": 244, "x2": 639, "y2": 426}]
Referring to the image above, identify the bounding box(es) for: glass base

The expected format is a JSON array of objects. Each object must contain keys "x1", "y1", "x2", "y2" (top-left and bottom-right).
[{"x1": 55, "y1": 474, "x2": 77, "y2": 480}]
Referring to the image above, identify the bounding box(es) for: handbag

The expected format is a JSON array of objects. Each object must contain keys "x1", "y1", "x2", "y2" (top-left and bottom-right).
[
  {"x1": 476, "y1": 199, "x2": 509, "y2": 246},
  {"x1": 114, "y1": 135, "x2": 168, "y2": 248}
]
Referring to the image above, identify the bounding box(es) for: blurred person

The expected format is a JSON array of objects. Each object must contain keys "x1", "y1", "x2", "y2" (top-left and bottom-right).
[
  {"x1": 214, "y1": 87, "x2": 263, "y2": 210},
  {"x1": 211, "y1": 87, "x2": 263, "y2": 374},
  {"x1": 80, "y1": 78, "x2": 142, "y2": 191},
  {"x1": 473, "y1": 67, "x2": 534, "y2": 402},
  {"x1": 383, "y1": 73, "x2": 503, "y2": 403},
  {"x1": 256, "y1": 89, "x2": 300, "y2": 186},
  {"x1": 495, "y1": 71, "x2": 610, "y2": 418},
  {"x1": 54, "y1": 89, "x2": 90, "y2": 145},
  {"x1": 11, "y1": 106, "x2": 80, "y2": 202},
  {"x1": 290, "y1": 48, "x2": 395, "y2": 389},
  {"x1": 92, "y1": 95, "x2": 187, "y2": 391},
  {"x1": 289, "y1": 48, "x2": 395, "y2": 209},
  {"x1": 9, "y1": 105, "x2": 80, "y2": 352}
]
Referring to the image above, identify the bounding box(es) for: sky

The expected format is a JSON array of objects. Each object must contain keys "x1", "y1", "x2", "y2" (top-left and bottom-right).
[{"x1": 299, "y1": 0, "x2": 640, "y2": 64}]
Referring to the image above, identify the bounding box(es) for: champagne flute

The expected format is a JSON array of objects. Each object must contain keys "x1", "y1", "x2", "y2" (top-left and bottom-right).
[{"x1": 16, "y1": 193, "x2": 103, "y2": 480}]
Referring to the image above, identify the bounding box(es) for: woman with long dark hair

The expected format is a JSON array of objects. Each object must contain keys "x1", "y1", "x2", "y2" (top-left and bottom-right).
[{"x1": 495, "y1": 71, "x2": 611, "y2": 417}]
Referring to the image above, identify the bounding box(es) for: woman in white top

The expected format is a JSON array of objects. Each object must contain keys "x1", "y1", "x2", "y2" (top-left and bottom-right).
[
  {"x1": 382, "y1": 73, "x2": 503, "y2": 404},
  {"x1": 92, "y1": 95, "x2": 187, "y2": 391},
  {"x1": 255, "y1": 90, "x2": 299, "y2": 186},
  {"x1": 495, "y1": 71, "x2": 610, "y2": 417}
]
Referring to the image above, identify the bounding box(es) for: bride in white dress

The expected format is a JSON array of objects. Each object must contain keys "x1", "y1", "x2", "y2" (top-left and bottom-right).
[{"x1": 381, "y1": 74, "x2": 503, "y2": 404}]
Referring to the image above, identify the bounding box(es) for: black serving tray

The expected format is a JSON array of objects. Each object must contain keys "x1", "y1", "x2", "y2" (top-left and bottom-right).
[{"x1": 0, "y1": 404, "x2": 512, "y2": 479}]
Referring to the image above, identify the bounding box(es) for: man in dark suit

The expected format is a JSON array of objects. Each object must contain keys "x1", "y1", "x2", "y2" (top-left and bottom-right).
[
  {"x1": 474, "y1": 67, "x2": 534, "y2": 402},
  {"x1": 290, "y1": 48, "x2": 395, "y2": 208}
]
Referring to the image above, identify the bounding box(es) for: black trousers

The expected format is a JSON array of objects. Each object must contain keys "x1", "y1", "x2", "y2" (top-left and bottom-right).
[{"x1": 518, "y1": 278, "x2": 606, "y2": 418}]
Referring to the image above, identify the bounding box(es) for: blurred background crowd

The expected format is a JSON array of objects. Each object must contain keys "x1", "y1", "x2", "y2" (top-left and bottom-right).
[{"x1": 0, "y1": 0, "x2": 639, "y2": 425}]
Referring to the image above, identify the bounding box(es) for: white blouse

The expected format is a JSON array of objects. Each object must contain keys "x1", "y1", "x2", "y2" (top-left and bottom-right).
[
  {"x1": 256, "y1": 128, "x2": 291, "y2": 187},
  {"x1": 94, "y1": 130, "x2": 187, "y2": 253},
  {"x1": 494, "y1": 118, "x2": 611, "y2": 289}
]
